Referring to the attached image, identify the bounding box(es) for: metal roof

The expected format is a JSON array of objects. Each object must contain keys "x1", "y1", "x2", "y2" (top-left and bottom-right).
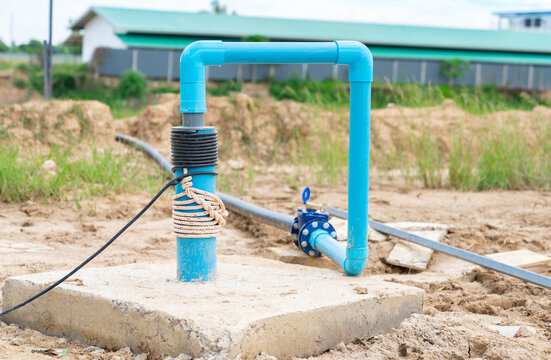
[
  {"x1": 113, "y1": 34, "x2": 551, "y2": 65},
  {"x1": 494, "y1": 10, "x2": 551, "y2": 16},
  {"x1": 72, "y1": 6, "x2": 551, "y2": 56}
]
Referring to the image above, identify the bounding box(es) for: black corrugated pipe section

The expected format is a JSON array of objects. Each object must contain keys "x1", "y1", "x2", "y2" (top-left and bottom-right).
[{"x1": 115, "y1": 133, "x2": 294, "y2": 231}]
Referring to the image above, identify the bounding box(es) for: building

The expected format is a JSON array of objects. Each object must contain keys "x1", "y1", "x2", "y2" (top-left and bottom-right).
[
  {"x1": 495, "y1": 10, "x2": 551, "y2": 32},
  {"x1": 69, "y1": 7, "x2": 551, "y2": 89}
]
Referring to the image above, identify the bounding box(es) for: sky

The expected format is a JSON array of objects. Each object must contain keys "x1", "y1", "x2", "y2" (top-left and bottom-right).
[{"x1": 1, "y1": 0, "x2": 550, "y2": 45}]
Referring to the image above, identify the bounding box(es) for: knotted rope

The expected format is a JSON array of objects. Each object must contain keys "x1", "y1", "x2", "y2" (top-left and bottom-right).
[{"x1": 172, "y1": 175, "x2": 228, "y2": 238}]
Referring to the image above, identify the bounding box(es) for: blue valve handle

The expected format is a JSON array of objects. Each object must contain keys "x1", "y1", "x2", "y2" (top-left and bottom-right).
[{"x1": 302, "y1": 187, "x2": 310, "y2": 205}]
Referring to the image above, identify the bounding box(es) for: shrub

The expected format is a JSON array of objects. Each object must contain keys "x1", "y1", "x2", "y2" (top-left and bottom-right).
[
  {"x1": 52, "y1": 69, "x2": 86, "y2": 97},
  {"x1": 118, "y1": 70, "x2": 147, "y2": 98},
  {"x1": 13, "y1": 77, "x2": 27, "y2": 89},
  {"x1": 207, "y1": 80, "x2": 242, "y2": 96},
  {"x1": 440, "y1": 58, "x2": 471, "y2": 86},
  {"x1": 270, "y1": 79, "x2": 349, "y2": 108},
  {"x1": 151, "y1": 85, "x2": 179, "y2": 94}
]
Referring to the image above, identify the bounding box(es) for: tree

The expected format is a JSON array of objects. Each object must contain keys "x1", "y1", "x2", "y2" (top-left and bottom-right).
[
  {"x1": 0, "y1": 39, "x2": 9, "y2": 52},
  {"x1": 21, "y1": 39, "x2": 43, "y2": 55},
  {"x1": 211, "y1": 1, "x2": 227, "y2": 14},
  {"x1": 440, "y1": 58, "x2": 471, "y2": 86},
  {"x1": 10, "y1": 41, "x2": 20, "y2": 53}
]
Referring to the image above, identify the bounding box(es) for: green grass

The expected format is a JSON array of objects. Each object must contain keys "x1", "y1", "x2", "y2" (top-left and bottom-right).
[
  {"x1": 0, "y1": 61, "x2": 14, "y2": 71},
  {"x1": 269, "y1": 79, "x2": 551, "y2": 114},
  {"x1": 20, "y1": 63, "x2": 149, "y2": 119},
  {"x1": 446, "y1": 121, "x2": 551, "y2": 190},
  {"x1": 391, "y1": 119, "x2": 551, "y2": 190},
  {"x1": 411, "y1": 126, "x2": 444, "y2": 188},
  {"x1": 0, "y1": 145, "x2": 166, "y2": 203},
  {"x1": 207, "y1": 80, "x2": 243, "y2": 96},
  {"x1": 270, "y1": 79, "x2": 349, "y2": 108},
  {"x1": 296, "y1": 133, "x2": 349, "y2": 186}
]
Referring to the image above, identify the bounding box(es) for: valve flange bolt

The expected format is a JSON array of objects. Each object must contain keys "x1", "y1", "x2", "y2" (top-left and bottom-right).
[
  {"x1": 301, "y1": 241, "x2": 308, "y2": 248},
  {"x1": 312, "y1": 221, "x2": 318, "y2": 228},
  {"x1": 323, "y1": 222, "x2": 329, "y2": 229},
  {"x1": 331, "y1": 231, "x2": 337, "y2": 238},
  {"x1": 302, "y1": 229, "x2": 309, "y2": 236}
]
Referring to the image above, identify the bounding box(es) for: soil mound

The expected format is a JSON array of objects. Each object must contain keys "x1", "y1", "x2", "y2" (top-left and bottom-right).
[
  {"x1": 122, "y1": 93, "x2": 338, "y2": 159},
  {"x1": 123, "y1": 94, "x2": 551, "y2": 165},
  {"x1": 0, "y1": 100, "x2": 114, "y2": 153}
]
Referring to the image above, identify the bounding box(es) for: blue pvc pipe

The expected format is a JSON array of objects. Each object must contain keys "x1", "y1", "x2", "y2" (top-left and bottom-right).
[
  {"x1": 310, "y1": 230, "x2": 347, "y2": 269},
  {"x1": 343, "y1": 82, "x2": 371, "y2": 275},
  {"x1": 175, "y1": 129, "x2": 217, "y2": 282},
  {"x1": 179, "y1": 40, "x2": 373, "y2": 276},
  {"x1": 222, "y1": 42, "x2": 339, "y2": 64}
]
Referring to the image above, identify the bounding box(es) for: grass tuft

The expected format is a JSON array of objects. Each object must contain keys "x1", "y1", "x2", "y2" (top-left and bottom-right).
[
  {"x1": 270, "y1": 79, "x2": 550, "y2": 114},
  {"x1": 0, "y1": 145, "x2": 166, "y2": 203}
]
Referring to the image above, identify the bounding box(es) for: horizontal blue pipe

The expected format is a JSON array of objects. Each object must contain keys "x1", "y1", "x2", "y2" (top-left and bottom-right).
[
  {"x1": 310, "y1": 230, "x2": 347, "y2": 270},
  {"x1": 222, "y1": 42, "x2": 338, "y2": 64}
]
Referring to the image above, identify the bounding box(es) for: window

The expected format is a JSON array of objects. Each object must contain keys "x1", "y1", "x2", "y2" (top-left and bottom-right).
[
  {"x1": 525, "y1": 18, "x2": 532, "y2": 27},
  {"x1": 535, "y1": 18, "x2": 541, "y2": 27}
]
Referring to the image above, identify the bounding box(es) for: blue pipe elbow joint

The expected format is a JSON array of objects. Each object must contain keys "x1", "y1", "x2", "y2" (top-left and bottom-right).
[
  {"x1": 335, "y1": 41, "x2": 373, "y2": 82},
  {"x1": 179, "y1": 41, "x2": 224, "y2": 113},
  {"x1": 344, "y1": 247, "x2": 368, "y2": 276}
]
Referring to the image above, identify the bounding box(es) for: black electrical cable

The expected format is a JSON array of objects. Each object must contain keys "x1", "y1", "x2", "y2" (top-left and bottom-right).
[{"x1": 0, "y1": 174, "x2": 186, "y2": 318}]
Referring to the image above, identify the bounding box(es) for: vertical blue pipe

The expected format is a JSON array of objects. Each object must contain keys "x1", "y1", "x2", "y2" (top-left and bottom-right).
[
  {"x1": 343, "y1": 83, "x2": 371, "y2": 275},
  {"x1": 175, "y1": 129, "x2": 217, "y2": 282}
]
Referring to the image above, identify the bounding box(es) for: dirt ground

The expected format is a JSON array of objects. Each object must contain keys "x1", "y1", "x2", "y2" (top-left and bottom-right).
[{"x1": 1, "y1": 92, "x2": 551, "y2": 359}]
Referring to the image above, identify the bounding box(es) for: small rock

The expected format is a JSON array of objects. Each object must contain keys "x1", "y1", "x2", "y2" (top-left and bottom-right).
[
  {"x1": 40, "y1": 159, "x2": 57, "y2": 173},
  {"x1": 354, "y1": 286, "x2": 368, "y2": 295},
  {"x1": 515, "y1": 326, "x2": 536, "y2": 338},
  {"x1": 82, "y1": 346, "x2": 105, "y2": 354},
  {"x1": 255, "y1": 353, "x2": 277, "y2": 360},
  {"x1": 398, "y1": 343, "x2": 408, "y2": 357},
  {"x1": 423, "y1": 306, "x2": 437, "y2": 316},
  {"x1": 336, "y1": 342, "x2": 347, "y2": 352}
]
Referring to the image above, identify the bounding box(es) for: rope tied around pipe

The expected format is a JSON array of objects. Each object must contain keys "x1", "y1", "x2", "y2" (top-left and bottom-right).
[{"x1": 172, "y1": 175, "x2": 228, "y2": 238}]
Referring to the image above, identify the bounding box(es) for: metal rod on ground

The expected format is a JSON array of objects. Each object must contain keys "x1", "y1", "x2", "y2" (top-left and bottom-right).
[{"x1": 326, "y1": 206, "x2": 551, "y2": 289}]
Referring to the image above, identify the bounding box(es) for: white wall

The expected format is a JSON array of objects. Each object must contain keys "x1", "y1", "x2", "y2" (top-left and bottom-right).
[
  {"x1": 501, "y1": 15, "x2": 551, "y2": 32},
  {"x1": 82, "y1": 15, "x2": 126, "y2": 62}
]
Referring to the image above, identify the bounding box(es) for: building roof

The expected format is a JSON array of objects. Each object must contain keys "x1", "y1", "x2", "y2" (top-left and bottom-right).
[
  {"x1": 72, "y1": 6, "x2": 551, "y2": 56},
  {"x1": 111, "y1": 34, "x2": 551, "y2": 65},
  {"x1": 494, "y1": 10, "x2": 551, "y2": 16}
]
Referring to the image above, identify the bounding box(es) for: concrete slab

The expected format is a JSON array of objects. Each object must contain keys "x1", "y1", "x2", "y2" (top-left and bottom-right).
[{"x1": 2, "y1": 256, "x2": 424, "y2": 360}]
